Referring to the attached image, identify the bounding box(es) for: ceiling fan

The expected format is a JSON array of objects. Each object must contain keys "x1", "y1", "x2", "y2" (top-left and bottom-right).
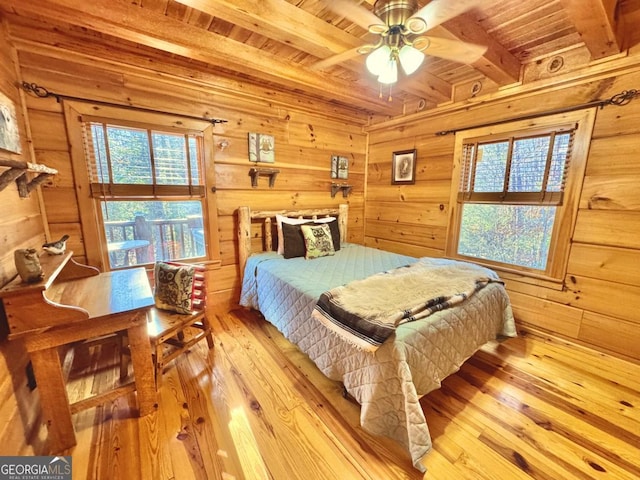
[{"x1": 317, "y1": 0, "x2": 487, "y2": 85}]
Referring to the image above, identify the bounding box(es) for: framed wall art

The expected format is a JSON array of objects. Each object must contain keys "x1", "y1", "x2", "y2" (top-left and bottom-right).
[
  {"x1": 248, "y1": 132, "x2": 275, "y2": 163},
  {"x1": 392, "y1": 149, "x2": 417, "y2": 185},
  {"x1": 331, "y1": 155, "x2": 349, "y2": 179},
  {"x1": 0, "y1": 91, "x2": 21, "y2": 154}
]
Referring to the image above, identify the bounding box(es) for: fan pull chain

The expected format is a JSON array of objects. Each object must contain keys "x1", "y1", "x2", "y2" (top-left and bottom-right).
[{"x1": 378, "y1": 84, "x2": 393, "y2": 102}]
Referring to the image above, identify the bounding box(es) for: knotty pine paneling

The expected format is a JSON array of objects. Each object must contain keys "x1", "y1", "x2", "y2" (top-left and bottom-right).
[
  {"x1": 573, "y1": 210, "x2": 640, "y2": 249},
  {"x1": 33, "y1": 150, "x2": 74, "y2": 189},
  {"x1": 0, "y1": 18, "x2": 47, "y2": 456},
  {"x1": 365, "y1": 220, "x2": 447, "y2": 250},
  {"x1": 365, "y1": 201, "x2": 449, "y2": 227},
  {"x1": 214, "y1": 164, "x2": 365, "y2": 193},
  {"x1": 586, "y1": 134, "x2": 640, "y2": 176},
  {"x1": 12, "y1": 37, "x2": 369, "y2": 310},
  {"x1": 579, "y1": 312, "x2": 640, "y2": 358},
  {"x1": 366, "y1": 66, "x2": 640, "y2": 361},
  {"x1": 506, "y1": 290, "x2": 583, "y2": 338},
  {"x1": 580, "y1": 175, "x2": 640, "y2": 210},
  {"x1": 28, "y1": 110, "x2": 69, "y2": 151},
  {"x1": 563, "y1": 274, "x2": 640, "y2": 324},
  {"x1": 568, "y1": 243, "x2": 640, "y2": 287},
  {"x1": 363, "y1": 237, "x2": 444, "y2": 259}
]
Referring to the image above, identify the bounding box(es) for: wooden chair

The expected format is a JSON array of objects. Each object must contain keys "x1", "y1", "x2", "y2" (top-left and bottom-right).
[{"x1": 120, "y1": 263, "x2": 214, "y2": 388}]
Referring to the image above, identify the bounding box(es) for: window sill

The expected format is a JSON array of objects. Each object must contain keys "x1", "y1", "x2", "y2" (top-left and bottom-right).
[
  {"x1": 447, "y1": 255, "x2": 565, "y2": 291},
  {"x1": 496, "y1": 270, "x2": 565, "y2": 291}
]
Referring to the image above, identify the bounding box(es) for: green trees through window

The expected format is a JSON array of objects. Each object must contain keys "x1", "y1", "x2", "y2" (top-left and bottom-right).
[
  {"x1": 458, "y1": 204, "x2": 555, "y2": 270},
  {"x1": 85, "y1": 122, "x2": 206, "y2": 268},
  {"x1": 457, "y1": 133, "x2": 571, "y2": 271},
  {"x1": 448, "y1": 108, "x2": 596, "y2": 281}
]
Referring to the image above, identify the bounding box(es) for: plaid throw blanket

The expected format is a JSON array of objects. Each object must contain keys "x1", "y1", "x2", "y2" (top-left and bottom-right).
[{"x1": 311, "y1": 258, "x2": 499, "y2": 352}]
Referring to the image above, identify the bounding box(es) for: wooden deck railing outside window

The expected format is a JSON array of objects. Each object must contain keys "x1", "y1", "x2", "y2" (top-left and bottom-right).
[{"x1": 104, "y1": 215, "x2": 204, "y2": 267}]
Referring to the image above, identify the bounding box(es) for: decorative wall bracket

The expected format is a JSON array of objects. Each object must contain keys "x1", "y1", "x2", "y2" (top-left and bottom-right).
[
  {"x1": 0, "y1": 160, "x2": 57, "y2": 198},
  {"x1": 249, "y1": 167, "x2": 280, "y2": 188},
  {"x1": 331, "y1": 183, "x2": 352, "y2": 198}
]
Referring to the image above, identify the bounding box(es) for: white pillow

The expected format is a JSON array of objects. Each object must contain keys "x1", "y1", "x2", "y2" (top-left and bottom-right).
[
  {"x1": 275, "y1": 214, "x2": 336, "y2": 254},
  {"x1": 314, "y1": 217, "x2": 337, "y2": 224}
]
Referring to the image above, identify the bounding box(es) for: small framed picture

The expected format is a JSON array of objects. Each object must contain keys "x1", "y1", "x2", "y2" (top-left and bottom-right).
[
  {"x1": 392, "y1": 149, "x2": 417, "y2": 184},
  {"x1": 248, "y1": 132, "x2": 275, "y2": 163},
  {"x1": 331, "y1": 155, "x2": 349, "y2": 179},
  {"x1": 0, "y1": 92, "x2": 21, "y2": 154}
]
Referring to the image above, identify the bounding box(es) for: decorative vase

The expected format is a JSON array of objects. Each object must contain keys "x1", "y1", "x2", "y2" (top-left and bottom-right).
[{"x1": 14, "y1": 248, "x2": 44, "y2": 283}]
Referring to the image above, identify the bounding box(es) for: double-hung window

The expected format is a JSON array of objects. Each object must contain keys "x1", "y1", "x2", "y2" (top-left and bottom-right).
[
  {"x1": 65, "y1": 103, "x2": 219, "y2": 270},
  {"x1": 446, "y1": 109, "x2": 596, "y2": 281}
]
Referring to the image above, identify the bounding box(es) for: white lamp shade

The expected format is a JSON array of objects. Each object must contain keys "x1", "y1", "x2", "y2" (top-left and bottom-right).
[
  {"x1": 378, "y1": 58, "x2": 398, "y2": 84},
  {"x1": 365, "y1": 45, "x2": 391, "y2": 76},
  {"x1": 398, "y1": 45, "x2": 425, "y2": 75}
]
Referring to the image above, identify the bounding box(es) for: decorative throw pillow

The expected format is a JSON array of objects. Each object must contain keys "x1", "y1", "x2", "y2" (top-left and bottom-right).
[
  {"x1": 300, "y1": 223, "x2": 335, "y2": 259},
  {"x1": 276, "y1": 215, "x2": 311, "y2": 255},
  {"x1": 280, "y1": 217, "x2": 340, "y2": 258},
  {"x1": 282, "y1": 221, "x2": 308, "y2": 258},
  {"x1": 154, "y1": 262, "x2": 196, "y2": 314},
  {"x1": 315, "y1": 218, "x2": 341, "y2": 251}
]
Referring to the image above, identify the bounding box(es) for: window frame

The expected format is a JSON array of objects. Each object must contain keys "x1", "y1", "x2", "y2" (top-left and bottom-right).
[
  {"x1": 445, "y1": 108, "x2": 596, "y2": 282},
  {"x1": 64, "y1": 101, "x2": 221, "y2": 271}
]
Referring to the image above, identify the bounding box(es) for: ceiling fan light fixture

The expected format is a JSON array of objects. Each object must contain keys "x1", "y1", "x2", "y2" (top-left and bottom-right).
[
  {"x1": 366, "y1": 44, "x2": 392, "y2": 76},
  {"x1": 357, "y1": 44, "x2": 377, "y2": 55},
  {"x1": 405, "y1": 16, "x2": 427, "y2": 34},
  {"x1": 398, "y1": 44, "x2": 425, "y2": 75},
  {"x1": 411, "y1": 35, "x2": 431, "y2": 52},
  {"x1": 368, "y1": 23, "x2": 389, "y2": 35},
  {"x1": 377, "y1": 58, "x2": 398, "y2": 84}
]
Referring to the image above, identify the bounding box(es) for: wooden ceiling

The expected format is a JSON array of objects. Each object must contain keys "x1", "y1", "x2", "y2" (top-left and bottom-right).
[{"x1": 2, "y1": 0, "x2": 640, "y2": 118}]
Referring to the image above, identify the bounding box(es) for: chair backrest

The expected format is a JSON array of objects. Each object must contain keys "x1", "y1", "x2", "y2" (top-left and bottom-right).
[
  {"x1": 147, "y1": 262, "x2": 207, "y2": 341},
  {"x1": 153, "y1": 261, "x2": 207, "y2": 315},
  {"x1": 189, "y1": 264, "x2": 206, "y2": 312}
]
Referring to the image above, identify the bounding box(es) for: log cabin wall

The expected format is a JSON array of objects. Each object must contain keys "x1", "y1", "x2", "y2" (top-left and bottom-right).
[
  {"x1": 0, "y1": 19, "x2": 47, "y2": 453},
  {"x1": 364, "y1": 53, "x2": 640, "y2": 363},
  {"x1": 4, "y1": 16, "x2": 369, "y2": 314}
]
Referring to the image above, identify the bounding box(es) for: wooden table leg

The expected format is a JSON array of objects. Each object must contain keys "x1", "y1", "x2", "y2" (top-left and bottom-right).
[
  {"x1": 126, "y1": 321, "x2": 157, "y2": 415},
  {"x1": 29, "y1": 347, "x2": 76, "y2": 453}
]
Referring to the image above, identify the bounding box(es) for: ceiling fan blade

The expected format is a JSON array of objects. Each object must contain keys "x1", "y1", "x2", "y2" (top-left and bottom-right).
[
  {"x1": 323, "y1": 0, "x2": 382, "y2": 31},
  {"x1": 412, "y1": 0, "x2": 483, "y2": 30},
  {"x1": 421, "y1": 36, "x2": 487, "y2": 64},
  {"x1": 311, "y1": 46, "x2": 364, "y2": 71}
]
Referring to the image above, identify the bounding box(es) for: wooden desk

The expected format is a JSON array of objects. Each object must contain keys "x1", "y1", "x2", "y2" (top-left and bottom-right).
[{"x1": 0, "y1": 252, "x2": 157, "y2": 453}]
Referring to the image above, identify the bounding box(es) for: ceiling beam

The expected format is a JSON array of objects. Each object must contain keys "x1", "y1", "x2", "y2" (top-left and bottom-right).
[
  {"x1": 172, "y1": 0, "x2": 363, "y2": 59},
  {"x1": 173, "y1": 0, "x2": 454, "y2": 103},
  {"x1": 173, "y1": 0, "x2": 426, "y2": 98},
  {"x1": 558, "y1": 0, "x2": 622, "y2": 59},
  {"x1": 2, "y1": 0, "x2": 397, "y2": 113},
  {"x1": 401, "y1": 71, "x2": 453, "y2": 104},
  {"x1": 430, "y1": 14, "x2": 522, "y2": 86},
  {"x1": 619, "y1": 0, "x2": 640, "y2": 49}
]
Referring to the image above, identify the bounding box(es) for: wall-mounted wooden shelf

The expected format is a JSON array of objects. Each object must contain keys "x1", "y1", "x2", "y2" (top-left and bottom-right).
[
  {"x1": 249, "y1": 167, "x2": 280, "y2": 188},
  {"x1": 0, "y1": 159, "x2": 57, "y2": 197},
  {"x1": 331, "y1": 183, "x2": 352, "y2": 198}
]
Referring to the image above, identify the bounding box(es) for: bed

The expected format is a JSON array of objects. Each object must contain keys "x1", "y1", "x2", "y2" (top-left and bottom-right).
[{"x1": 237, "y1": 204, "x2": 516, "y2": 471}]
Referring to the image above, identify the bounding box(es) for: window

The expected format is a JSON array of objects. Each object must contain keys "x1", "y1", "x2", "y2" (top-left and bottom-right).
[
  {"x1": 446, "y1": 109, "x2": 596, "y2": 281},
  {"x1": 65, "y1": 103, "x2": 219, "y2": 271}
]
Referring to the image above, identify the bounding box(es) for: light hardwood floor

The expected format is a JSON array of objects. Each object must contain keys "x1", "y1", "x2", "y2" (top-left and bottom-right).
[{"x1": 53, "y1": 308, "x2": 640, "y2": 480}]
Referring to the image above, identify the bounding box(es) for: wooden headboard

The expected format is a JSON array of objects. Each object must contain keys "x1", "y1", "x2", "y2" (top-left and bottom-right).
[{"x1": 237, "y1": 204, "x2": 348, "y2": 279}]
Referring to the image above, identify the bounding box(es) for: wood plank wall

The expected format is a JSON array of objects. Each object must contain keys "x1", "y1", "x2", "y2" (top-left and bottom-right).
[
  {"x1": 0, "y1": 18, "x2": 47, "y2": 454},
  {"x1": 365, "y1": 59, "x2": 640, "y2": 362},
  {"x1": 4, "y1": 16, "x2": 369, "y2": 314}
]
